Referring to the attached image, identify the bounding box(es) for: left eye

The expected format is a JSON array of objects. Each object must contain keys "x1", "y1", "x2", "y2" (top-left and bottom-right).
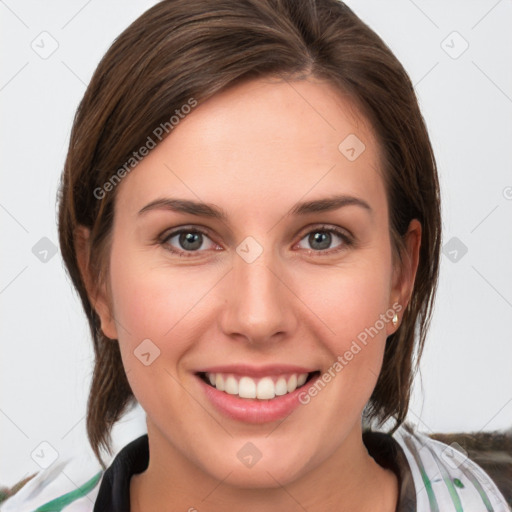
[{"x1": 296, "y1": 228, "x2": 351, "y2": 253}]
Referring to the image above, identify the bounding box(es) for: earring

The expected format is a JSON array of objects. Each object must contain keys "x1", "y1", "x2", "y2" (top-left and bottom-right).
[{"x1": 392, "y1": 312, "x2": 399, "y2": 327}]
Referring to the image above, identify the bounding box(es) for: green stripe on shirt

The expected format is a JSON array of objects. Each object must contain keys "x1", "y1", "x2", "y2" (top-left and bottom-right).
[{"x1": 34, "y1": 471, "x2": 102, "y2": 512}]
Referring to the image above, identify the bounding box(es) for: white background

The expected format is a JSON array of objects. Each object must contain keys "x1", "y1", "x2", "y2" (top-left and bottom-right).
[{"x1": 1, "y1": 0, "x2": 511, "y2": 487}]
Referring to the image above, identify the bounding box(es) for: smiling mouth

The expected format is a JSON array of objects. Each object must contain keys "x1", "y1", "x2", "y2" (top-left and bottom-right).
[{"x1": 197, "y1": 371, "x2": 320, "y2": 400}]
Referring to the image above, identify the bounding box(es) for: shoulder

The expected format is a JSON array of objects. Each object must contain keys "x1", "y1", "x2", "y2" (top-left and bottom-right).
[
  {"x1": 1, "y1": 434, "x2": 149, "y2": 512},
  {"x1": 392, "y1": 425, "x2": 510, "y2": 511},
  {"x1": 1, "y1": 453, "x2": 104, "y2": 512}
]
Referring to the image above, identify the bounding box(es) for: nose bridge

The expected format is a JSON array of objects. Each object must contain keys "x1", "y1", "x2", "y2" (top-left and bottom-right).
[{"x1": 219, "y1": 241, "x2": 296, "y2": 343}]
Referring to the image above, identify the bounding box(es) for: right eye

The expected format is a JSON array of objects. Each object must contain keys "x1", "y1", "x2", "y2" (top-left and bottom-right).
[{"x1": 160, "y1": 227, "x2": 220, "y2": 257}]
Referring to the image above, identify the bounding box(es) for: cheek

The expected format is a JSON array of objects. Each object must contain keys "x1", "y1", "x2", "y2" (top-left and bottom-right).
[
  {"x1": 106, "y1": 245, "x2": 228, "y2": 409},
  {"x1": 302, "y1": 259, "x2": 393, "y2": 346},
  {"x1": 293, "y1": 252, "x2": 394, "y2": 408},
  {"x1": 106, "y1": 251, "x2": 208, "y2": 413},
  {"x1": 107, "y1": 229, "x2": 215, "y2": 338}
]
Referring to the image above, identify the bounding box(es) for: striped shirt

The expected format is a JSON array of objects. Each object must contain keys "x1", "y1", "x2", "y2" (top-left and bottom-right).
[{"x1": 2, "y1": 425, "x2": 509, "y2": 511}]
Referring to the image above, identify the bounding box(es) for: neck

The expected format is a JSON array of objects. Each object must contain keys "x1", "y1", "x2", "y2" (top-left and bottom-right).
[{"x1": 130, "y1": 424, "x2": 398, "y2": 512}]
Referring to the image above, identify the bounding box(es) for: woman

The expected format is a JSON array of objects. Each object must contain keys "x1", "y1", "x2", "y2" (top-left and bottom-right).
[{"x1": 3, "y1": 0, "x2": 509, "y2": 510}]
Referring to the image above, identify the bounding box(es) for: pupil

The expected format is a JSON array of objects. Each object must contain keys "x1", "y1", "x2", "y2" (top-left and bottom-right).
[
  {"x1": 310, "y1": 231, "x2": 331, "y2": 250},
  {"x1": 180, "y1": 232, "x2": 202, "y2": 250}
]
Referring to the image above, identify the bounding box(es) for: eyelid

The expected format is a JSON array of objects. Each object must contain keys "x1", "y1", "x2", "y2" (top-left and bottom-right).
[
  {"x1": 295, "y1": 223, "x2": 354, "y2": 242},
  {"x1": 159, "y1": 224, "x2": 215, "y2": 243}
]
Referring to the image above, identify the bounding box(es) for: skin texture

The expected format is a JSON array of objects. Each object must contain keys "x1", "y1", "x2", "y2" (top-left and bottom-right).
[{"x1": 79, "y1": 77, "x2": 421, "y2": 511}]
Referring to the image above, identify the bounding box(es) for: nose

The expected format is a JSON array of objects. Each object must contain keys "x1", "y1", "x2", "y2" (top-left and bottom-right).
[{"x1": 218, "y1": 245, "x2": 298, "y2": 346}]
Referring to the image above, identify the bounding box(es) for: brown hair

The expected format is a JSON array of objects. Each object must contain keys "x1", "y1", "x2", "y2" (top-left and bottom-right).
[{"x1": 58, "y1": 0, "x2": 441, "y2": 465}]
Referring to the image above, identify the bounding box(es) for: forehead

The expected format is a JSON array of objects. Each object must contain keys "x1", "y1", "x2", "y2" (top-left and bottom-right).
[{"x1": 114, "y1": 77, "x2": 386, "y2": 220}]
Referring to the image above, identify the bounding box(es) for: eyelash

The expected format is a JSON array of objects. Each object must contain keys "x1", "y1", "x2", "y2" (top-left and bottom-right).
[{"x1": 158, "y1": 225, "x2": 354, "y2": 258}]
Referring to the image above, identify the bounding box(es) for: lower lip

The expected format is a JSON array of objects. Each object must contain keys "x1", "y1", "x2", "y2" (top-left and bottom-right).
[{"x1": 196, "y1": 373, "x2": 320, "y2": 423}]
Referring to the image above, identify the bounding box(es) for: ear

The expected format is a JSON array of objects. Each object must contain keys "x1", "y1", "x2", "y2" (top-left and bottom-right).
[
  {"x1": 387, "y1": 219, "x2": 422, "y2": 335},
  {"x1": 75, "y1": 226, "x2": 118, "y2": 340}
]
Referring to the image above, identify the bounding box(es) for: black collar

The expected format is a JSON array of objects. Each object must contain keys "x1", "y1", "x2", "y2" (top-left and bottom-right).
[{"x1": 93, "y1": 434, "x2": 149, "y2": 512}]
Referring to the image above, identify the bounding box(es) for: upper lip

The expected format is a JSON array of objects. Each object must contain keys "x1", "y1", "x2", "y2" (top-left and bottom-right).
[{"x1": 195, "y1": 364, "x2": 318, "y2": 377}]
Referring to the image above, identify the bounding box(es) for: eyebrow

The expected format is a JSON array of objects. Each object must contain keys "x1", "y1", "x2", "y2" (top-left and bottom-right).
[{"x1": 138, "y1": 194, "x2": 372, "y2": 220}]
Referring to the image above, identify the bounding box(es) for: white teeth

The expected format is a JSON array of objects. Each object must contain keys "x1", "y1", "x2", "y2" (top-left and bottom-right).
[
  {"x1": 204, "y1": 372, "x2": 310, "y2": 400},
  {"x1": 275, "y1": 377, "x2": 288, "y2": 396},
  {"x1": 224, "y1": 375, "x2": 238, "y2": 395},
  {"x1": 297, "y1": 373, "x2": 308, "y2": 387},
  {"x1": 215, "y1": 374, "x2": 225, "y2": 391},
  {"x1": 238, "y1": 376, "x2": 256, "y2": 398},
  {"x1": 287, "y1": 374, "x2": 297, "y2": 392},
  {"x1": 256, "y1": 377, "x2": 275, "y2": 399}
]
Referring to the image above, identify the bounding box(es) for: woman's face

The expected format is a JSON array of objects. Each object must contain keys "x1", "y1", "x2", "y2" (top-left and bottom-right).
[{"x1": 94, "y1": 77, "x2": 419, "y2": 488}]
